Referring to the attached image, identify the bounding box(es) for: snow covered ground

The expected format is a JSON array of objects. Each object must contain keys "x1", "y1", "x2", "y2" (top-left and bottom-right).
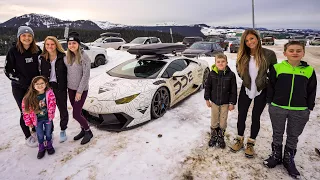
[{"x1": 0, "y1": 45, "x2": 319, "y2": 180}]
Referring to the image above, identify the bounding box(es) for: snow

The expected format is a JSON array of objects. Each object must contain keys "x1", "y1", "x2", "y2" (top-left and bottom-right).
[
  {"x1": 92, "y1": 21, "x2": 126, "y2": 30},
  {"x1": 0, "y1": 46, "x2": 319, "y2": 180}
]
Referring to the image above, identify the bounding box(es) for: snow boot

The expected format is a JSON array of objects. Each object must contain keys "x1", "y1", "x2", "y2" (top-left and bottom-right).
[
  {"x1": 263, "y1": 143, "x2": 282, "y2": 168},
  {"x1": 283, "y1": 146, "x2": 300, "y2": 179},
  {"x1": 73, "y1": 128, "x2": 85, "y2": 141},
  {"x1": 245, "y1": 138, "x2": 255, "y2": 158},
  {"x1": 37, "y1": 143, "x2": 46, "y2": 159},
  {"x1": 80, "y1": 129, "x2": 93, "y2": 145},
  {"x1": 230, "y1": 136, "x2": 244, "y2": 152},
  {"x1": 208, "y1": 127, "x2": 218, "y2": 147},
  {"x1": 46, "y1": 140, "x2": 55, "y2": 155},
  {"x1": 217, "y1": 128, "x2": 226, "y2": 149}
]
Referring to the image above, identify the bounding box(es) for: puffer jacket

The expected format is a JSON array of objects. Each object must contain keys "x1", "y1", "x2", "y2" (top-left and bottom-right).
[
  {"x1": 22, "y1": 89, "x2": 56, "y2": 127},
  {"x1": 238, "y1": 48, "x2": 277, "y2": 92},
  {"x1": 204, "y1": 64, "x2": 237, "y2": 105}
]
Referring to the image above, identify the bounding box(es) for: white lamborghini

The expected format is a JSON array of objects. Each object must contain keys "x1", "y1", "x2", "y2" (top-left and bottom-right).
[{"x1": 82, "y1": 43, "x2": 209, "y2": 131}]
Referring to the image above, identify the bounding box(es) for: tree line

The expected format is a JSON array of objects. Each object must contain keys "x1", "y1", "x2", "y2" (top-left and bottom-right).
[{"x1": 0, "y1": 27, "x2": 185, "y2": 55}]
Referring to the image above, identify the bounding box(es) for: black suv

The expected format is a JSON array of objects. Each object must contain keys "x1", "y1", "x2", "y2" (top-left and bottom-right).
[{"x1": 182, "y1": 36, "x2": 204, "y2": 47}]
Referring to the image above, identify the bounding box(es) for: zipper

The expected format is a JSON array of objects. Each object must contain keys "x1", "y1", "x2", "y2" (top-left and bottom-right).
[{"x1": 288, "y1": 68, "x2": 295, "y2": 107}]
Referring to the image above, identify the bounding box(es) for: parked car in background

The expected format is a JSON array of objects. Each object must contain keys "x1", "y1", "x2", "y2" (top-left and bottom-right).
[
  {"x1": 182, "y1": 36, "x2": 204, "y2": 47},
  {"x1": 205, "y1": 36, "x2": 228, "y2": 51},
  {"x1": 37, "y1": 40, "x2": 108, "y2": 68},
  {"x1": 182, "y1": 42, "x2": 224, "y2": 58},
  {"x1": 229, "y1": 40, "x2": 240, "y2": 53},
  {"x1": 225, "y1": 37, "x2": 239, "y2": 43},
  {"x1": 289, "y1": 36, "x2": 307, "y2": 46},
  {"x1": 309, "y1": 37, "x2": 320, "y2": 45},
  {"x1": 88, "y1": 37, "x2": 126, "y2": 50},
  {"x1": 120, "y1": 37, "x2": 162, "y2": 51},
  {"x1": 262, "y1": 36, "x2": 275, "y2": 45}
]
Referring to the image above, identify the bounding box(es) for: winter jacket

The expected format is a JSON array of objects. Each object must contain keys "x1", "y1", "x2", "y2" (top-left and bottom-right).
[
  {"x1": 204, "y1": 65, "x2": 237, "y2": 105},
  {"x1": 39, "y1": 52, "x2": 67, "y2": 90},
  {"x1": 64, "y1": 51, "x2": 91, "y2": 93},
  {"x1": 237, "y1": 48, "x2": 277, "y2": 92},
  {"x1": 22, "y1": 89, "x2": 56, "y2": 127},
  {"x1": 267, "y1": 60, "x2": 317, "y2": 110},
  {"x1": 4, "y1": 43, "x2": 42, "y2": 89}
]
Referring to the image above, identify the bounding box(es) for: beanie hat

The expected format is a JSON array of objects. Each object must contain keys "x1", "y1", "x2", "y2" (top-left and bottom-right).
[
  {"x1": 17, "y1": 26, "x2": 34, "y2": 38},
  {"x1": 67, "y1": 31, "x2": 81, "y2": 44}
]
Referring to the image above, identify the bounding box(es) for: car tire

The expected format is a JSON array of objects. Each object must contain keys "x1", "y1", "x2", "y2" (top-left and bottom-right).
[
  {"x1": 201, "y1": 68, "x2": 210, "y2": 90},
  {"x1": 94, "y1": 55, "x2": 106, "y2": 67},
  {"x1": 151, "y1": 87, "x2": 170, "y2": 119}
]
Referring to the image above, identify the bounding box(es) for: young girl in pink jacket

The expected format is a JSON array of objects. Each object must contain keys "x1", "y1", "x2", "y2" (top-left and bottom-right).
[{"x1": 22, "y1": 76, "x2": 56, "y2": 159}]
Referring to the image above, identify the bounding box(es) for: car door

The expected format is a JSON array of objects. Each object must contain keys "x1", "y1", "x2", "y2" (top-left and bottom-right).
[
  {"x1": 111, "y1": 38, "x2": 125, "y2": 49},
  {"x1": 161, "y1": 59, "x2": 194, "y2": 101},
  {"x1": 101, "y1": 38, "x2": 112, "y2": 49}
]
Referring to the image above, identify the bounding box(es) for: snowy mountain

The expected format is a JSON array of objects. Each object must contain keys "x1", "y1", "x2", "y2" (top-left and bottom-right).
[
  {"x1": 0, "y1": 13, "x2": 101, "y2": 30},
  {"x1": 92, "y1": 20, "x2": 126, "y2": 29}
]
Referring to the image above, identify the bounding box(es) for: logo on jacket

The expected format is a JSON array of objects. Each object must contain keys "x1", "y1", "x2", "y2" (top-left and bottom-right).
[{"x1": 25, "y1": 57, "x2": 33, "y2": 63}]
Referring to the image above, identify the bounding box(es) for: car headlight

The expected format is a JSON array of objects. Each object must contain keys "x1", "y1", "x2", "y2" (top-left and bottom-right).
[{"x1": 115, "y1": 94, "x2": 139, "y2": 104}]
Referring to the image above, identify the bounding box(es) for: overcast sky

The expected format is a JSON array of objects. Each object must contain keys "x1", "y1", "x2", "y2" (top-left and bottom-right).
[{"x1": 0, "y1": 0, "x2": 319, "y2": 29}]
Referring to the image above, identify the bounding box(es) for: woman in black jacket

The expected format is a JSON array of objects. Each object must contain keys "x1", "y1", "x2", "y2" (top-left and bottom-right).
[
  {"x1": 4, "y1": 26, "x2": 41, "y2": 147},
  {"x1": 39, "y1": 36, "x2": 69, "y2": 143}
]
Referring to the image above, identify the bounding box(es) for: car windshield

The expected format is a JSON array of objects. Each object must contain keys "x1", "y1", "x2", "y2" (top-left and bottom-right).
[
  {"x1": 183, "y1": 38, "x2": 200, "y2": 43},
  {"x1": 190, "y1": 43, "x2": 212, "y2": 50},
  {"x1": 130, "y1": 37, "x2": 147, "y2": 44},
  {"x1": 93, "y1": 37, "x2": 105, "y2": 43},
  {"x1": 107, "y1": 59, "x2": 167, "y2": 79}
]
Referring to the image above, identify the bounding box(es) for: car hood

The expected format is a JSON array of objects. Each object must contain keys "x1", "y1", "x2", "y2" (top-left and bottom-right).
[
  {"x1": 182, "y1": 49, "x2": 210, "y2": 54},
  {"x1": 88, "y1": 73, "x2": 159, "y2": 101}
]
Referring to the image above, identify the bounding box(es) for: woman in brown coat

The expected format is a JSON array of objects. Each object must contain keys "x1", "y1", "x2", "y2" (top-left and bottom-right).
[{"x1": 230, "y1": 29, "x2": 277, "y2": 158}]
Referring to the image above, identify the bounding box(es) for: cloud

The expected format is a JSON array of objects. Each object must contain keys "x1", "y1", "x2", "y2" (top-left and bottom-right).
[{"x1": 0, "y1": 0, "x2": 319, "y2": 29}]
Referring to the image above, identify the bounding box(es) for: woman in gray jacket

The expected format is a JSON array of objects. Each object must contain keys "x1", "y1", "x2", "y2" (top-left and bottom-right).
[{"x1": 64, "y1": 31, "x2": 93, "y2": 145}]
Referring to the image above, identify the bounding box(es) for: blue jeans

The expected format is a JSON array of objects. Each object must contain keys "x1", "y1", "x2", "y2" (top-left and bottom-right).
[{"x1": 35, "y1": 120, "x2": 53, "y2": 144}]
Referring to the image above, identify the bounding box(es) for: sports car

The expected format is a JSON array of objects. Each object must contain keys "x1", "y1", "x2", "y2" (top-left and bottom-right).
[{"x1": 82, "y1": 43, "x2": 209, "y2": 131}]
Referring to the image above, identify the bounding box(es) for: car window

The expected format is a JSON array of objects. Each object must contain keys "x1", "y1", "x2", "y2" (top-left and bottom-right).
[
  {"x1": 162, "y1": 59, "x2": 188, "y2": 78},
  {"x1": 107, "y1": 59, "x2": 167, "y2": 79},
  {"x1": 111, "y1": 38, "x2": 123, "y2": 42},
  {"x1": 104, "y1": 38, "x2": 112, "y2": 43},
  {"x1": 61, "y1": 43, "x2": 68, "y2": 51},
  {"x1": 151, "y1": 38, "x2": 159, "y2": 43}
]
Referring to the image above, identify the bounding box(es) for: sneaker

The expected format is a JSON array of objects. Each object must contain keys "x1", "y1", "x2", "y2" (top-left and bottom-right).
[
  {"x1": 59, "y1": 130, "x2": 67, "y2": 143},
  {"x1": 26, "y1": 134, "x2": 38, "y2": 148}
]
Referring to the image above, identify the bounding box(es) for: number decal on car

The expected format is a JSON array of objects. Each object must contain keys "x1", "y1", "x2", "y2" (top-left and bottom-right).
[{"x1": 173, "y1": 71, "x2": 193, "y2": 95}]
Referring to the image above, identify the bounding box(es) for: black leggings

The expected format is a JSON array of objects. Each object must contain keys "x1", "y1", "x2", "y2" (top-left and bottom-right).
[
  {"x1": 237, "y1": 85, "x2": 267, "y2": 139},
  {"x1": 12, "y1": 83, "x2": 35, "y2": 139}
]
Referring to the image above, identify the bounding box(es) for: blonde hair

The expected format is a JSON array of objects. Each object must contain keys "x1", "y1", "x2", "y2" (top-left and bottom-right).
[
  {"x1": 41, "y1": 36, "x2": 65, "y2": 60},
  {"x1": 23, "y1": 76, "x2": 50, "y2": 113},
  {"x1": 66, "y1": 42, "x2": 82, "y2": 65},
  {"x1": 16, "y1": 36, "x2": 39, "y2": 54},
  {"x1": 215, "y1": 53, "x2": 227, "y2": 61},
  {"x1": 237, "y1": 29, "x2": 267, "y2": 77}
]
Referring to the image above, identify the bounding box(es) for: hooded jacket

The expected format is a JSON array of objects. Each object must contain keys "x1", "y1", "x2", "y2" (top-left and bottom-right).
[
  {"x1": 204, "y1": 64, "x2": 237, "y2": 105},
  {"x1": 4, "y1": 43, "x2": 41, "y2": 89},
  {"x1": 267, "y1": 60, "x2": 317, "y2": 110}
]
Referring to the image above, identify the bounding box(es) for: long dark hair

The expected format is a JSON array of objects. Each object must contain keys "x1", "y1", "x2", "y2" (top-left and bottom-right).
[
  {"x1": 23, "y1": 76, "x2": 50, "y2": 113},
  {"x1": 16, "y1": 37, "x2": 39, "y2": 54}
]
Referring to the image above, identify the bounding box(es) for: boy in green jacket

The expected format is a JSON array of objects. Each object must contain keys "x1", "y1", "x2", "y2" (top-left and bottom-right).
[{"x1": 264, "y1": 41, "x2": 317, "y2": 179}]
